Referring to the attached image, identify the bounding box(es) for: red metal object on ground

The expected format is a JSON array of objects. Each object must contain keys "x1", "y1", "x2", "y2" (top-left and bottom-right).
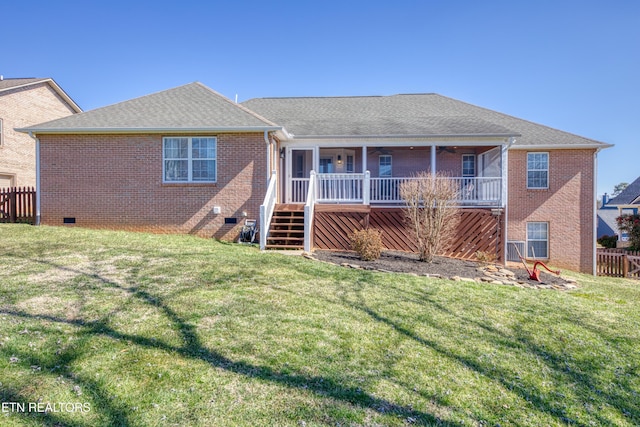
[
  {"x1": 511, "y1": 244, "x2": 561, "y2": 282},
  {"x1": 526, "y1": 261, "x2": 561, "y2": 282}
]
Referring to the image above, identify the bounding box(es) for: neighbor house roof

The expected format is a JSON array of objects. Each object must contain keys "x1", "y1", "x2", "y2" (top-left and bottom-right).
[
  {"x1": 19, "y1": 82, "x2": 280, "y2": 135},
  {"x1": 597, "y1": 208, "x2": 619, "y2": 238},
  {"x1": 0, "y1": 77, "x2": 82, "y2": 113},
  {"x1": 242, "y1": 93, "x2": 611, "y2": 148},
  {"x1": 608, "y1": 176, "x2": 640, "y2": 205}
]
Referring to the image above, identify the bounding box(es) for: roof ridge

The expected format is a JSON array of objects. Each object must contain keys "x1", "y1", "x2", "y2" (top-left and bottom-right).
[
  {"x1": 244, "y1": 93, "x2": 441, "y2": 102},
  {"x1": 244, "y1": 95, "x2": 388, "y2": 101},
  {"x1": 197, "y1": 83, "x2": 280, "y2": 127}
]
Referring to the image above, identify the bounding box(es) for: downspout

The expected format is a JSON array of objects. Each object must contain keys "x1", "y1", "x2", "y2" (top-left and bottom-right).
[
  {"x1": 503, "y1": 137, "x2": 516, "y2": 263},
  {"x1": 27, "y1": 131, "x2": 41, "y2": 225},
  {"x1": 264, "y1": 130, "x2": 271, "y2": 181},
  {"x1": 593, "y1": 148, "x2": 600, "y2": 276}
]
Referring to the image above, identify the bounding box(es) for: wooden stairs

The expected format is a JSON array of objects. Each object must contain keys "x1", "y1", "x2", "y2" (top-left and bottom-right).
[{"x1": 265, "y1": 204, "x2": 305, "y2": 249}]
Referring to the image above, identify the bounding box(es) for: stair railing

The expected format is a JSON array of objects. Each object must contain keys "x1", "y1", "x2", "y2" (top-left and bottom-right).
[
  {"x1": 260, "y1": 171, "x2": 278, "y2": 250},
  {"x1": 304, "y1": 170, "x2": 317, "y2": 252}
]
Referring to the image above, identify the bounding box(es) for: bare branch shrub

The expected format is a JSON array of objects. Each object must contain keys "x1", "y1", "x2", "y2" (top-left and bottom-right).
[{"x1": 400, "y1": 172, "x2": 461, "y2": 262}]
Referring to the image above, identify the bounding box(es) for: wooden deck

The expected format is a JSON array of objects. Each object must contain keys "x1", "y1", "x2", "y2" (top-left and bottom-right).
[{"x1": 313, "y1": 206, "x2": 504, "y2": 262}]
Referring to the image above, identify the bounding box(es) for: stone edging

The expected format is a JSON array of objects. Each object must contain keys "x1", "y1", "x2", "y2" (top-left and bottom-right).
[{"x1": 303, "y1": 253, "x2": 579, "y2": 291}]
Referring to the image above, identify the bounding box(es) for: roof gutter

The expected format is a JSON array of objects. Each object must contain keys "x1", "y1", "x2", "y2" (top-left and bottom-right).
[
  {"x1": 509, "y1": 143, "x2": 614, "y2": 150},
  {"x1": 292, "y1": 133, "x2": 520, "y2": 140},
  {"x1": 16, "y1": 126, "x2": 284, "y2": 135}
]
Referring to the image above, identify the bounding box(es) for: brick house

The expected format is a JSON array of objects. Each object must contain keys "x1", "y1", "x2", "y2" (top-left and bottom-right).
[
  {"x1": 598, "y1": 176, "x2": 640, "y2": 244},
  {"x1": 19, "y1": 82, "x2": 611, "y2": 273},
  {"x1": 0, "y1": 77, "x2": 81, "y2": 188}
]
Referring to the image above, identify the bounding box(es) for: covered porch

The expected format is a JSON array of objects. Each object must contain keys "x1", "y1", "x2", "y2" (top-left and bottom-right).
[
  {"x1": 261, "y1": 141, "x2": 510, "y2": 251},
  {"x1": 284, "y1": 143, "x2": 507, "y2": 208}
]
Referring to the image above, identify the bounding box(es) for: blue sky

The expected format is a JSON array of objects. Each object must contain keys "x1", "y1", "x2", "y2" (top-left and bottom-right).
[{"x1": 2, "y1": 0, "x2": 638, "y2": 195}]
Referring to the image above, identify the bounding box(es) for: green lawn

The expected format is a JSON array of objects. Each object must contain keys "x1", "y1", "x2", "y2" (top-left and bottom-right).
[{"x1": 0, "y1": 225, "x2": 638, "y2": 426}]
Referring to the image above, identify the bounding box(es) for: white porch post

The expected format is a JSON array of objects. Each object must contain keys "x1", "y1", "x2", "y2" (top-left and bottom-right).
[
  {"x1": 363, "y1": 171, "x2": 370, "y2": 205},
  {"x1": 362, "y1": 146, "x2": 367, "y2": 173},
  {"x1": 430, "y1": 145, "x2": 436, "y2": 178}
]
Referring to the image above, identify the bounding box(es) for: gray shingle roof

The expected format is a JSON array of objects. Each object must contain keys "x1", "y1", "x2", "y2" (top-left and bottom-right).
[
  {"x1": 21, "y1": 82, "x2": 278, "y2": 133},
  {"x1": 242, "y1": 93, "x2": 609, "y2": 147},
  {"x1": 608, "y1": 176, "x2": 640, "y2": 205},
  {"x1": 597, "y1": 208, "x2": 619, "y2": 237}
]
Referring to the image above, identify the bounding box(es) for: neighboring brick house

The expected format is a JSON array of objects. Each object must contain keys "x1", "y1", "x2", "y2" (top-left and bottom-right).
[
  {"x1": 0, "y1": 77, "x2": 81, "y2": 188},
  {"x1": 20, "y1": 82, "x2": 611, "y2": 273}
]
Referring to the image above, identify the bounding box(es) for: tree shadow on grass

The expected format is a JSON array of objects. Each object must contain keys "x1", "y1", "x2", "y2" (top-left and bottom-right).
[
  {"x1": 0, "y1": 258, "x2": 459, "y2": 426},
  {"x1": 337, "y1": 281, "x2": 639, "y2": 427},
  {"x1": 0, "y1": 331, "x2": 132, "y2": 426}
]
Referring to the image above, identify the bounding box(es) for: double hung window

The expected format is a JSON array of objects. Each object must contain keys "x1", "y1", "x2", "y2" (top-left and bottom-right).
[
  {"x1": 527, "y1": 152, "x2": 548, "y2": 189},
  {"x1": 379, "y1": 155, "x2": 392, "y2": 177},
  {"x1": 163, "y1": 137, "x2": 217, "y2": 183},
  {"x1": 462, "y1": 154, "x2": 476, "y2": 177},
  {"x1": 526, "y1": 222, "x2": 549, "y2": 259}
]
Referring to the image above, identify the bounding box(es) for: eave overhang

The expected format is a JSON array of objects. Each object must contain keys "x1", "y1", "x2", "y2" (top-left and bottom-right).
[{"x1": 17, "y1": 126, "x2": 285, "y2": 137}]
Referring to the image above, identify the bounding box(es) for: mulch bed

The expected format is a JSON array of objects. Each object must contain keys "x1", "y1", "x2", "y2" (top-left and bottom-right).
[{"x1": 310, "y1": 250, "x2": 578, "y2": 290}]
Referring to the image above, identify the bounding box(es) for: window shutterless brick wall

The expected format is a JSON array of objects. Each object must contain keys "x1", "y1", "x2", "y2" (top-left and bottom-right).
[
  {"x1": 39, "y1": 132, "x2": 268, "y2": 241},
  {"x1": 508, "y1": 149, "x2": 596, "y2": 273},
  {"x1": 0, "y1": 83, "x2": 77, "y2": 187}
]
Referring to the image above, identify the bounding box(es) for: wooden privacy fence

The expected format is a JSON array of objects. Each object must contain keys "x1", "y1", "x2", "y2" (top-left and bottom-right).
[
  {"x1": 596, "y1": 249, "x2": 640, "y2": 279},
  {"x1": 0, "y1": 187, "x2": 36, "y2": 224}
]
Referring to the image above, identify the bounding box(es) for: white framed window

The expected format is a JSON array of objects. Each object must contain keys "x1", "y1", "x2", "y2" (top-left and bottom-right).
[
  {"x1": 163, "y1": 137, "x2": 217, "y2": 183},
  {"x1": 0, "y1": 118, "x2": 3, "y2": 147},
  {"x1": 527, "y1": 152, "x2": 548, "y2": 189},
  {"x1": 319, "y1": 157, "x2": 334, "y2": 173},
  {"x1": 462, "y1": 154, "x2": 475, "y2": 177},
  {"x1": 526, "y1": 222, "x2": 548, "y2": 259},
  {"x1": 346, "y1": 155, "x2": 354, "y2": 173},
  {"x1": 379, "y1": 155, "x2": 392, "y2": 177}
]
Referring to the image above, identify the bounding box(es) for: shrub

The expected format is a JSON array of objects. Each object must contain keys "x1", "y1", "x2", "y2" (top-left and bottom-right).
[
  {"x1": 350, "y1": 228, "x2": 383, "y2": 261},
  {"x1": 475, "y1": 250, "x2": 497, "y2": 265},
  {"x1": 597, "y1": 234, "x2": 618, "y2": 249}
]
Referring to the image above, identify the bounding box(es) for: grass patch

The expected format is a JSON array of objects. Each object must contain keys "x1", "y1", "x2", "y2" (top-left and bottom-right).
[{"x1": 0, "y1": 224, "x2": 638, "y2": 426}]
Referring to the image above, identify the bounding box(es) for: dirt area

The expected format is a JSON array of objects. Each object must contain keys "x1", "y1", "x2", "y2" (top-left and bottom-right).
[{"x1": 311, "y1": 250, "x2": 577, "y2": 290}]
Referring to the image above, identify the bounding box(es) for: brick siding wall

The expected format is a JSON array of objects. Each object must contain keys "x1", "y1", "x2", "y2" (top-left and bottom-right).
[
  {"x1": 39, "y1": 133, "x2": 267, "y2": 241},
  {"x1": 364, "y1": 146, "x2": 494, "y2": 177},
  {"x1": 0, "y1": 83, "x2": 77, "y2": 188},
  {"x1": 508, "y1": 149, "x2": 596, "y2": 273}
]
